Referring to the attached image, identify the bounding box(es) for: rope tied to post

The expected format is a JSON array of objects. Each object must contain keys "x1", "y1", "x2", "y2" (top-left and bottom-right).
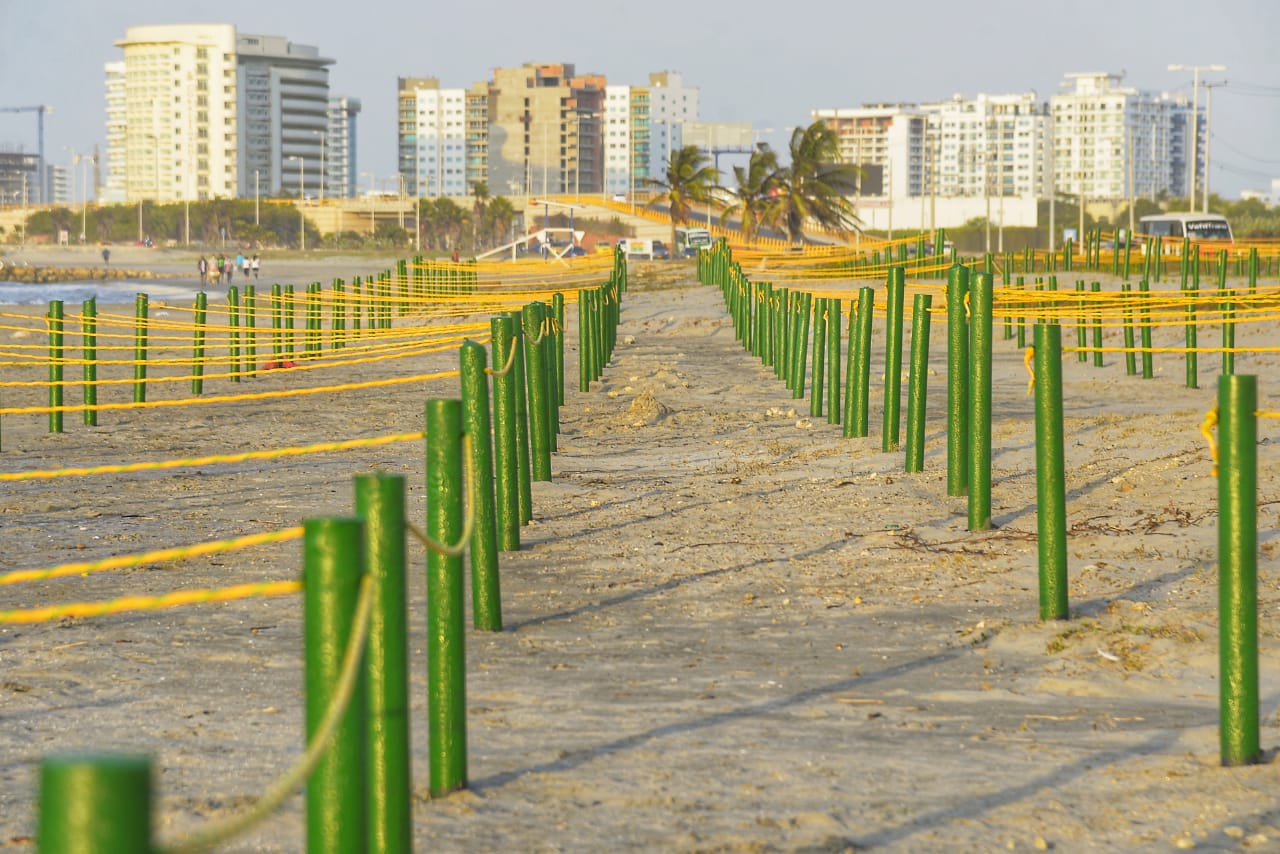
[
  {"x1": 157, "y1": 574, "x2": 374, "y2": 854},
  {"x1": 405, "y1": 435, "x2": 477, "y2": 557},
  {"x1": 1024, "y1": 346, "x2": 1035, "y2": 396},
  {"x1": 484, "y1": 340, "x2": 518, "y2": 378},
  {"x1": 1200, "y1": 407, "x2": 1220, "y2": 478}
]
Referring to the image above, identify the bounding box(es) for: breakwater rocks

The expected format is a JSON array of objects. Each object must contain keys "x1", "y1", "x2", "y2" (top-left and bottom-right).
[{"x1": 0, "y1": 262, "x2": 174, "y2": 284}]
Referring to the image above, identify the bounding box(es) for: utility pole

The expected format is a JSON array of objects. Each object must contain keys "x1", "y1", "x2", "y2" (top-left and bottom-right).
[{"x1": 1168, "y1": 63, "x2": 1225, "y2": 213}]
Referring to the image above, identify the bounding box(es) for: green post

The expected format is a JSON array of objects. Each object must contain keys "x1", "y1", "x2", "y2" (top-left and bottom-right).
[
  {"x1": 826, "y1": 296, "x2": 841, "y2": 425},
  {"x1": 227, "y1": 286, "x2": 241, "y2": 383},
  {"x1": 1218, "y1": 374, "x2": 1260, "y2": 767},
  {"x1": 552, "y1": 292, "x2": 566, "y2": 406},
  {"x1": 243, "y1": 284, "x2": 258, "y2": 374},
  {"x1": 946, "y1": 264, "x2": 970, "y2": 496},
  {"x1": 490, "y1": 316, "x2": 520, "y2": 551},
  {"x1": 578, "y1": 289, "x2": 594, "y2": 392},
  {"x1": 354, "y1": 474, "x2": 411, "y2": 854},
  {"x1": 882, "y1": 268, "x2": 905, "y2": 452},
  {"x1": 1185, "y1": 262, "x2": 1199, "y2": 389},
  {"x1": 1034, "y1": 324, "x2": 1069, "y2": 620},
  {"x1": 303, "y1": 516, "x2": 368, "y2": 854},
  {"x1": 1075, "y1": 281, "x2": 1087, "y2": 363},
  {"x1": 271, "y1": 284, "x2": 283, "y2": 362},
  {"x1": 845, "y1": 286, "x2": 874, "y2": 438},
  {"x1": 39, "y1": 755, "x2": 152, "y2": 853},
  {"x1": 968, "y1": 271, "x2": 993, "y2": 531},
  {"x1": 1222, "y1": 289, "x2": 1235, "y2": 376},
  {"x1": 133, "y1": 293, "x2": 148, "y2": 404},
  {"x1": 510, "y1": 314, "x2": 533, "y2": 524},
  {"x1": 48, "y1": 300, "x2": 64, "y2": 434},
  {"x1": 1090, "y1": 282, "x2": 1103, "y2": 368},
  {"x1": 1139, "y1": 279, "x2": 1154, "y2": 379},
  {"x1": 425, "y1": 399, "x2": 468, "y2": 796},
  {"x1": 460, "y1": 341, "x2": 502, "y2": 631},
  {"x1": 522, "y1": 303, "x2": 552, "y2": 481},
  {"x1": 192, "y1": 292, "x2": 207, "y2": 395},
  {"x1": 810, "y1": 297, "x2": 826, "y2": 417},
  {"x1": 904, "y1": 293, "x2": 932, "y2": 473},
  {"x1": 82, "y1": 298, "x2": 97, "y2": 426},
  {"x1": 1120, "y1": 283, "x2": 1137, "y2": 376}
]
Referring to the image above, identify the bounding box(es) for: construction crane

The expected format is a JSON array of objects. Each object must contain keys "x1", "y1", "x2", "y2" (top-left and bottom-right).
[{"x1": 0, "y1": 105, "x2": 53, "y2": 201}]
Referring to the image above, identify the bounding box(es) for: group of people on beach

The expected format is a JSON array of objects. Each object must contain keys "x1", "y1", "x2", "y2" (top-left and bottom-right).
[{"x1": 197, "y1": 253, "x2": 260, "y2": 287}]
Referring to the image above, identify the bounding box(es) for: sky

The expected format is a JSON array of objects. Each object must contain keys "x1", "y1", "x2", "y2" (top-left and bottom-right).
[{"x1": 1, "y1": 0, "x2": 1277, "y2": 200}]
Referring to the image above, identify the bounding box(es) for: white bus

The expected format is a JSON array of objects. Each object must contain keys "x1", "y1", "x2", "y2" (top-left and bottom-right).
[
  {"x1": 1138, "y1": 213, "x2": 1233, "y2": 242},
  {"x1": 674, "y1": 226, "x2": 713, "y2": 257}
]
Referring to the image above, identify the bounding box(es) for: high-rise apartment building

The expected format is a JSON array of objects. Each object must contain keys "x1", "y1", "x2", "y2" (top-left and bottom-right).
[
  {"x1": 327, "y1": 96, "x2": 361, "y2": 198},
  {"x1": 104, "y1": 24, "x2": 331, "y2": 202},
  {"x1": 646, "y1": 71, "x2": 698, "y2": 177},
  {"x1": 1049, "y1": 72, "x2": 1194, "y2": 202},
  {"x1": 398, "y1": 78, "x2": 468, "y2": 197},
  {"x1": 604, "y1": 85, "x2": 650, "y2": 196}
]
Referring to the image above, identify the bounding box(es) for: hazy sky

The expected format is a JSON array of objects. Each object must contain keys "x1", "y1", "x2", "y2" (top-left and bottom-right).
[{"x1": 2, "y1": 0, "x2": 1277, "y2": 199}]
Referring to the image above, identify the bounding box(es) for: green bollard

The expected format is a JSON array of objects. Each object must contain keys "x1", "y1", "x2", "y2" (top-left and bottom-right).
[
  {"x1": 847, "y1": 286, "x2": 874, "y2": 438},
  {"x1": 578, "y1": 290, "x2": 593, "y2": 393},
  {"x1": 553, "y1": 292, "x2": 566, "y2": 407},
  {"x1": 353, "y1": 474, "x2": 411, "y2": 854},
  {"x1": 424, "y1": 399, "x2": 469, "y2": 796},
  {"x1": 490, "y1": 316, "x2": 520, "y2": 551},
  {"x1": 271, "y1": 284, "x2": 283, "y2": 362},
  {"x1": 1034, "y1": 324, "x2": 1069, "y2": 620},
  {"x1": 826, "y1": 296, "x2": 842, "y2": 425},
  {"x1": 904, "y1": 293, "x2": 932, "y2": 473},
  {"x1": 522, "y1": 303, "x2": 552, "y2": 481},
  {"x1": 882, "y1": 268, "x2": 906, "y2": 452},
  {"x1": 227, "y1": 286, "x2": 241, "y2": 383},
  {"x1": 82, "y1": 298, "x2": 97, "y2": 426},
  {"x1": 1090, "y1": 282, "x2": 1103, "y2": 368},
  {"x1": 1139, "y1": 279, "x2": 1154, "y2": 379},
  {"x1": 946, "y1": 264, "x2": 970, "y2": 497},
  {"x1": 303, "y1": 516, "x2": 368, "y2": 854},
  {"x1": 460, "y1": 341, "x2": 502, "y2": 631},
  {"x1": 968, "y1": 272, "x2": 993, "y2": 531},
  {"x1": 243, "y1": 284, "x2": 258, "y2": 373},
  {"x1": 192, "y1": 292, "x2": 207, "y2": 395},
  {"x1": 793, "y1": 292, "x2": 811, "y2": 400},
  {"x1": 810, "y1": 297, "x2": 826, "y2": 417},
  {"x1": 1121, "y1": 283, "x2": 1137, "y2": 376},
  {"x1": 510, "y1": 314, "x2": 533, "y2": 524},
  {"x1": 1218, "y1": 374, "x2": 1260, "y2": 767},
  {"x1": 1222, "y1": 289, "x2": 1235, "y2": 376},
  {"x1": 48, "y1": 300, "x2": 64, "y2": 434},
  {"x1": 39, "y1": 754, "x2": 152, "y2": 853},
  {"x1": 1185, "y1": 265, "x2": 1199, "y2": 389},
  {"x1": 1075, "y1": 281, "x2": 1088, "y2": 363},
  {"x1": 133, "y1": 293, "x2": 148, "y2": 404}
]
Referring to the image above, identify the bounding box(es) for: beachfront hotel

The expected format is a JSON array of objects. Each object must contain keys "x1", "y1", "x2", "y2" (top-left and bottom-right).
[{"x1": 102, "y1": 24, "x2": 336, "y2": 203}]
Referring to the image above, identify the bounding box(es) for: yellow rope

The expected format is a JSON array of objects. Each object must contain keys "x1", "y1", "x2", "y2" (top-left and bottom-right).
[
  {"x1": 1024, "y1": 346, "x2": 1035, "y2": 396},
  {"x1": 0, "y1": 579, "x2": 302, "y2": 624},
  {"x1": 0, "y1": 527, "x2": 305, "y2": 586},
  {"x1": 485, "y1": 340, "x2": 518, "y2": 378},
  {"x1": 157, "y1": 575, "x2": 372, "y2": 854},
  {"x1": 405, "y1": 436, "x2": 477, "y2": 557},
  {"x1": 0, "y1": 432, "x2": 424, "y2": 482},
  {"x1": 1200, "y1": 407, "x2": 1220, "y2": 478}
]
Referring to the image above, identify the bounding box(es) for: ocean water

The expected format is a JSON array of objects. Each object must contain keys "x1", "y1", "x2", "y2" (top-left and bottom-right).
[{"x1": 0, "y1": 280, "x2": 207, "y2": 307}]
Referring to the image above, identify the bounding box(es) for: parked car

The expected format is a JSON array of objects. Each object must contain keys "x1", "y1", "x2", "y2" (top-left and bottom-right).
[
  {"x1": 595, "y1": 240, "x2": 613, "y2": 254},
  {"x1": 652, "y1": 240, "x2": 670, "y2": 260},
  {"x1": 565, "y1": 245, "x2": 587, "y2": 257}
]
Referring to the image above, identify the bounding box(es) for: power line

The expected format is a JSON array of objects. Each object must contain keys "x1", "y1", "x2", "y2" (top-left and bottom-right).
[{"x1": 1214, "y1": 137, "x2": 1280, "y2": 165}]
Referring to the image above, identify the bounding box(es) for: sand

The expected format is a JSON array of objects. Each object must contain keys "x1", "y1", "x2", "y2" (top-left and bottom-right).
[{"x1": 1, "y1": 249, "x2": 1279, "y2": 852}]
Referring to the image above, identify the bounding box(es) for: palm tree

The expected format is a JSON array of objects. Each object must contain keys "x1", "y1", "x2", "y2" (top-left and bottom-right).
[
  {"x1": 471, "y1": 181, "x2": 489, "y2": 248},
  {"x1": 484, "y1": 196, "x2": 517, "y2": 247},
  {"x1": 646, "y1": 145, "x2": 720, "y2": 251},
  {"x1": 763, "y1": 121, "x2": 862, "y2": 246},
  {"x1": 723, "y1": 145, "x2": 782, "y2": 243}
]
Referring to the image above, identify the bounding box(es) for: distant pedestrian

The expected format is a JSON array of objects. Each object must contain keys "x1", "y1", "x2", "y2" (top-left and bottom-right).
[
  {"x1": 101, "y1": 247, "x2": 110, "y2": 266},
  {"x1": 197, "y1": 256, "x2": 209, "y2": 287},
  {"x1": 224, "y1": 257, "x2": 234, "y2": 284},
  {"x1": 236, "y1": 252, "x2": 246, "y2": 277},
  {"x1": 251, "y1": 254, "x2": 260, "y2": 279},
  {"x1": 452, "y1": 249, "x2": 459, "y2": 263}
]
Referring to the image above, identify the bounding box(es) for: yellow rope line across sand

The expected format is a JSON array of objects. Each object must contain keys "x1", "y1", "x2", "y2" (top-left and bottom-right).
[
  {"x1": 0, "y1": 580, "x2": 303, "y2": 625},
  {"x1": 0, "y1": 431, "x2": 425, "y2": 482}
]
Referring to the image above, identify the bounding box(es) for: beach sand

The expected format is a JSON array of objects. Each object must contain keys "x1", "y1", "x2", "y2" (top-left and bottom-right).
[{"x1": 1, "y1": 250, "x2": 1278, "y2": 851}]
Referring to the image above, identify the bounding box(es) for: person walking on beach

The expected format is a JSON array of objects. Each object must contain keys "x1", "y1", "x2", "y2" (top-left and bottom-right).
[
  {"x1": 224, "y1": 255, "x2": 234, "y2": 284},
  {"x1": 251, "y1": 254, "x2": 260, "y2": 279},
  {"x1": 236, "y1": 252, "x2": 246, "y2": 278},
  {"x1": 197, "y1": 256, "x2": 209, "y2": 287},
  {"x1": 101, "y1": 247, "x2": 110, "y2": 267}
]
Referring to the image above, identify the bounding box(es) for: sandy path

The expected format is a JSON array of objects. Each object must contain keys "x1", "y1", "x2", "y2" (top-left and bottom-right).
[{"x1": 2, "y1": 268, "x2": 1279, "y2": 851}]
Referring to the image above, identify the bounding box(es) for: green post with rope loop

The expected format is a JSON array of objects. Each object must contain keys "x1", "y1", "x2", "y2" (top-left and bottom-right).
[
  {"x1": 904, "y1": 293, "x2": 932, "y2": 473},
  {"x1": 303, "y1": 516, "x2": 368, "y2": 852},
  {"x1": 48, "y1": 300, "x2": 63, "y2": 434},
  {"x1": 510, "y1": 313, "x2": 534, "y2": 524},
  {"x1": 227, "y1": 286, "x2": 241, "y2": 382},
  {"x1": 83, "y1": 297, "x2": 97, "y2": 425},
  {"x1": 353, "y1": 474, "x2": 411, "y2": 854},
  {"x1": 460, "y1": 341, "x2": 502, "y2": 631},
  {"x1": 882, "y1": 267, "x2": 905, "y2": 452},
  {"x1": 491, "y1": 316, "x2": 521, "y2": 551},
  {"x1": 133, "y1": 293, "x2": 148, "y2": 404},
  {"x1": 826, "y1": 296, "x2": 842, "y2": 425},
  {"x1": 523, "y1": 302, "x2": 553, "y2": 480},
  {"x1": 810, "y1": 297, "x2": 826, "y2": 418},
  {"x1": 424, "y1": 399, "x2": 469, "y2": 796},
  {"x1": 1034, "y1": 323, "x2": 1069, "y2": 620},
  {"x1": 192, "y1": 292, "x2": 207, "y2": 395}
]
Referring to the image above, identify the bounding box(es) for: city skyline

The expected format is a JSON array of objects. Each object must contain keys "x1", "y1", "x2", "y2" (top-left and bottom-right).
[{"x1": 1, "y1": 0, "x2": 1276, "y2": 201}]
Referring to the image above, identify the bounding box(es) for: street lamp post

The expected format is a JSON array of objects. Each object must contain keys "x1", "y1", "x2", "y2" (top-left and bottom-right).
[
  {"x1": 1168, "y1": 63, "x2": 1225, "y2": 213},
  {"x1": 289, "y1": 155, "x2": 305, "y2": 251},
  {"x1": 1202, "y1": 79, "x2": 1225, "y2": 212}
]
